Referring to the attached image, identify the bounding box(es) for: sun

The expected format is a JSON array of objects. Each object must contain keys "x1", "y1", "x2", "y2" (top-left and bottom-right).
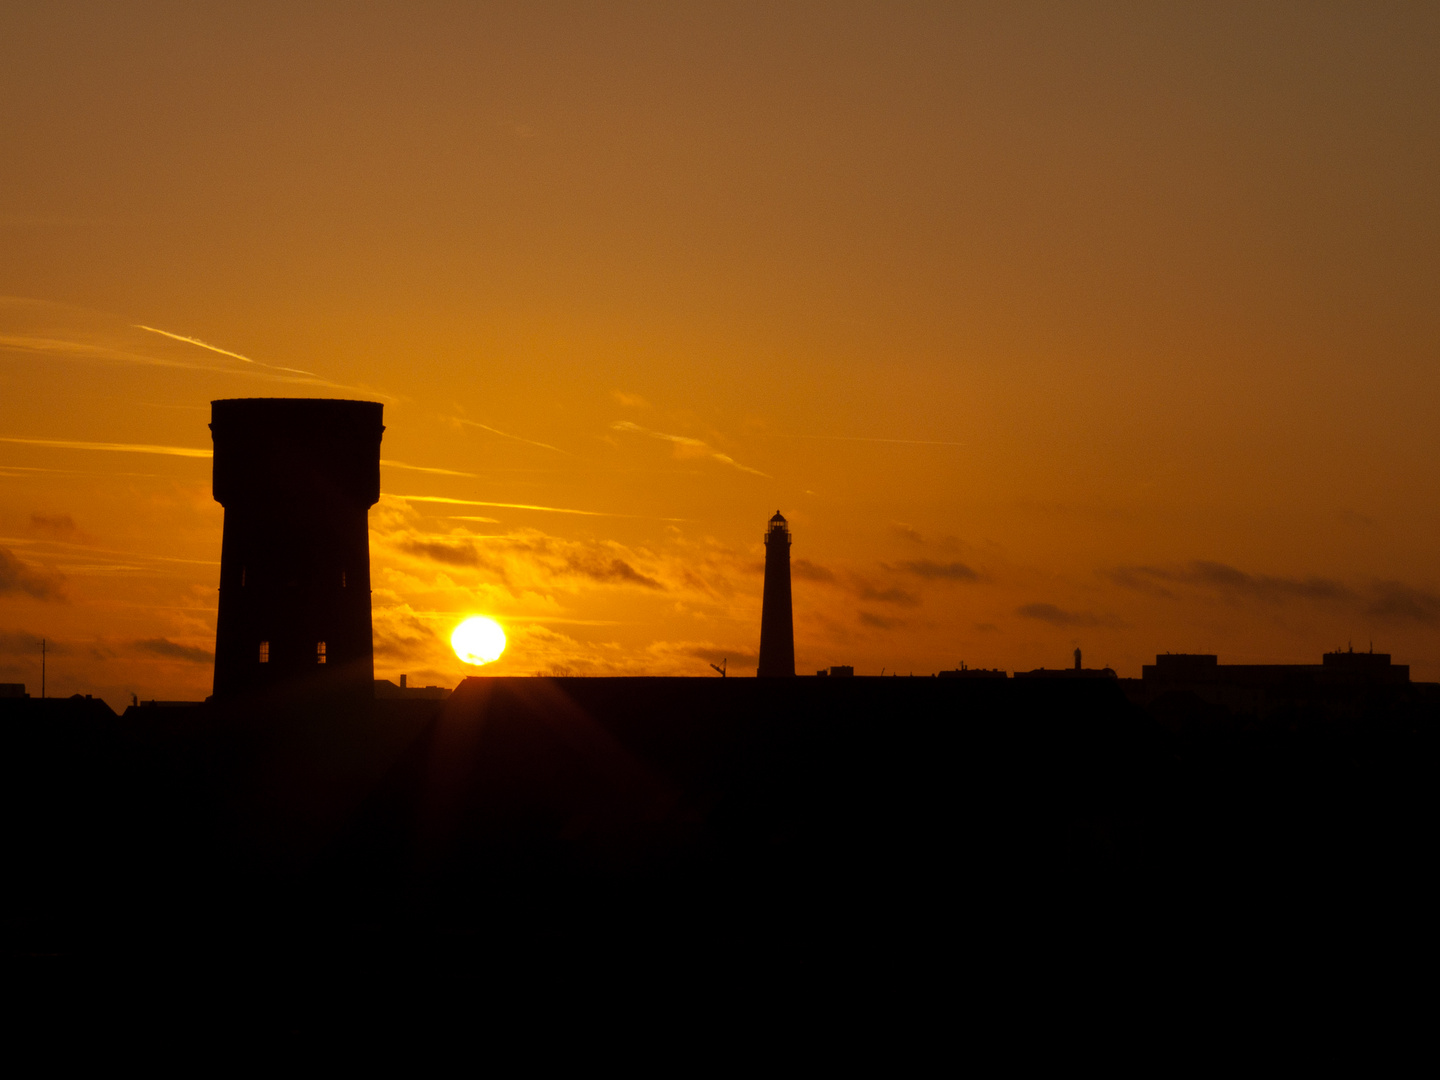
[{"x1": 451, "y1": 616, "x2": 507, "y2": 665}]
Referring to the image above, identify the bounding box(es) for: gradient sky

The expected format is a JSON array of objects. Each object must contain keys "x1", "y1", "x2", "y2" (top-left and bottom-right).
[{"x1": 3, "y1": 2, "x2": 1439, "y2": 707}]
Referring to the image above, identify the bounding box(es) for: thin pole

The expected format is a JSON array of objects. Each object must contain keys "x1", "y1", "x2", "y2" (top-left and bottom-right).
[{"x1": 41, "y1": 638, "x2": 46, "y2": 699}]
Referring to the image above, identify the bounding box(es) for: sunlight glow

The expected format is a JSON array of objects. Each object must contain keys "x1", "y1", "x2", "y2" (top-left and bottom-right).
[{"x1": 451, "y1": 616, "x2": 507, "y2": 665}]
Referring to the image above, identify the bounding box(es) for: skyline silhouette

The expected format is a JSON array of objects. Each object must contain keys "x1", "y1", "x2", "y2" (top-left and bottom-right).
[
  {"x1": 3, "y1": 6, "x2": 1440, "y2": 997},
  {"x1": 4, "y1": 6, "x2": 1440, "y2": 705},
  {"x1": 7, "y1": 398, "x2": 1433, "y2": 706},
  {"x1": 1, "y1": 394, "x2": 1436, "y2": 706}
]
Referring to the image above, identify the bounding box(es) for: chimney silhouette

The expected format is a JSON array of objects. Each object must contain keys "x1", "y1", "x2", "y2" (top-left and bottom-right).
[
  {"x1": 757, "y1": 511, "x2": 795, "y2": 677},
  {"x1": 210, "y1": 398, "x2": 384, "y2": 699}
]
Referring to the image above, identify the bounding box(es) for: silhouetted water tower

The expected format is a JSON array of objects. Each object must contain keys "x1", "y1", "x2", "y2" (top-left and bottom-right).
[
  {"x1": 758, "y1": 511, "x2": 795, "y2": 677},
  {"x1": 210, "y1": 399, "x2": 384, "y2": 699}
]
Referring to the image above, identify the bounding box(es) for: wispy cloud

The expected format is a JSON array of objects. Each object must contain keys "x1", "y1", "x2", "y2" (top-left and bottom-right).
[
  {"x1": 858, "y1": 584, "x2": 921, "y2": 607},
  {"x1": 792, "y1": 558, "x2": 837, "y2": 583},
  {"x1": 650, "y1": 641, "x2": 757, "y2": 666},
  {"x1": 28, "y1": 514, "x2": 79, "y2": 539},
  {"x1": 1364, "y1": 581, "x2": 1440, "y2": 625},
  {"x1": 0, "y1": 436, "x2": 211, "y2": 458},
  {"x1": 610, "y1": 420, "x2": 769, "y2": 477},
  {"x1": 396, "y1": 539, "x2": 494, "y2": 569},
  {"x1": 566, "y1": 557, "x2": 663, "y2": 590},
  {"x1": 895, "y1": 559, "x2": 979, "y2": 582},
  {"x1": 133, "y1": 637, "x2": 214, "y2": 664},
  {"x1": 389, "y1": 528, "x2": 665, "y2": 592},
  {"x1": 1107, "y1": 560, "x2": 1440, "y2": 627},
  {"x1": 452, "y1": 419, "x2": 565, "y2": 454},
  {"x1": 1017, "y1": 603, "x2": 1119, "y2": 628},
  {"x1": 0, "y1": 545, "x2": 66, "y2": 601},
  {"x1": 859, "y1": 611, "x2": 907, "y2": 630},
  {"x1": 0, "y1": 630, "x2": 70, "y2": 656},
  {"x1": 1108, "y1": 562, "x2": 1353, "y2": 604}
]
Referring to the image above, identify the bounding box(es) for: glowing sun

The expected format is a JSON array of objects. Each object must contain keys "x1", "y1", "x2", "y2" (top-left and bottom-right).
[{"x1": 451, "y1": 616, "x2": 507, "y2": 665}]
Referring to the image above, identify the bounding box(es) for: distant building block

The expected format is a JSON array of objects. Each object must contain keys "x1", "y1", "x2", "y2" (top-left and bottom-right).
[
  {"x1": 373, "y1": 679, "x2": 452, "y2": 701},
  {"x1": 1134, "y1": 648, "x2": 1411, "y2": 714}
]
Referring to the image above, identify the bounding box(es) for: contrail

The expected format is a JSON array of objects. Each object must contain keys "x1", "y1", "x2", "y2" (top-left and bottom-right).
[
  {"x1": 134, "y1": 325, "x2": 256, "y2": 364},
  {"x1": 1, "y1": 331, "x2": 382, "y2": 395},
  {"x1": 768, "y1": 434, "x2": 965, "y2": 447},
  {"x1": 394, "y1": 495, "x2": 611, "y2": 516},
  {"x1": 395, "y1": 494, "x2": 687, "y2": 521},
  {"x1": 611, "y1": 420, "x2": 704, "y2": 448},
  {"x1": 0, "y1": 436, "x2": 211, "y2": 458},
  {"x1": 610, "y1": 420, "x2": 771, "y2": 477},
  {"x1": 3, "y1": 442, "x2": 478, "y2": 475},
  {"x1": 134, "y1": 324, "x2": 318, "y2": 377},
  {"x1": 381, "y1": 459, "x2": 478, "y2": 477},
  {"x1": 0, "y1": 535, "x2": 221, "y2": 567},
  {"x1": 0, "y1": 463, "x2": 161, "y2": 478},
  {"x1": 454, "y1": 419, "x2": 565, "y2": 454}
]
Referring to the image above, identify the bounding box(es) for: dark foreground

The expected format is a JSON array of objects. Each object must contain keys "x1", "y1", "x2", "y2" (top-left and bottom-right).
[{"x1": 4, "y1": 676, "x2": 1437, "y2": 1013}]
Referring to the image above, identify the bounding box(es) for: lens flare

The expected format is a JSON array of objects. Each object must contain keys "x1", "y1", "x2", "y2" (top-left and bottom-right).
[{"x1": 451, "y1": 616, "x2": 507, "y2": 665}]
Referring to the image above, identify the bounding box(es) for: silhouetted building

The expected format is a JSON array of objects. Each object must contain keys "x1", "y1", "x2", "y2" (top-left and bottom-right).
[
  {"x1": 0, "y1": 683, "x2": 28, "y2": 698},
  {"x1": 1014, "y1": 650, "x2": 1117, "y2": 680},
  {"x1": 1142, "y1": 649, "x2": 1409, "y2": 689},
  {"x1": 210, "y1": 398, "x2": 384, "y2": 699},
  {"x1": 757, "y1": 511, "x2": 795, "y2": 677},
  {"x1": 374, "y1": 678, "x2": 452, "y2": 701},
  {"x1": 816, "y1": 666, "x2": 854, "y2": 677},
  {"x1": 938, "y1": 667, "x2": 1006, "y2": 679},
  {"x1": 1133, "y1": 648, "x2": 1411, "y2": 713}
]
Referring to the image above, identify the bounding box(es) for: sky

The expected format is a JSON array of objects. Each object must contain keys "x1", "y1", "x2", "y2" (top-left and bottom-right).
[{"x1": 3, "y1": 2, "x2": 1439, "y2": 707}]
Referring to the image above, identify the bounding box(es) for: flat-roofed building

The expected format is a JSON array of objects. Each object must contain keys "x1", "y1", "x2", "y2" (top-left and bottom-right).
[{"x1": 1132, "y1": 648, "x2": 1413, "y2": 715}]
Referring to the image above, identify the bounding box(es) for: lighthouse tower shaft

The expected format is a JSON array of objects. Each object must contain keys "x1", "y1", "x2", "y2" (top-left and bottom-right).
[
  {"x1": 210, "y1": 398, "x2": 384, "y2": 700},
  {"x1": 757, "y1": 512, "x2": 795, "y2": 677}
]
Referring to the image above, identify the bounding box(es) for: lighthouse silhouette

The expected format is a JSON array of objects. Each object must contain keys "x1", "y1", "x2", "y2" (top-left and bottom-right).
[
  {"x1": 210, "y1": 398, "x2": 385, "y2": 699},
  {"x1": 757, "y1": 511, "x2": 796, "y2": 677}
]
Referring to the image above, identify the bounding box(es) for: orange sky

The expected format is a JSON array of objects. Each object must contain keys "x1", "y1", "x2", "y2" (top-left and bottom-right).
[{"x1": 3, "y1": 3, "x2": 1439, "y2": 707}]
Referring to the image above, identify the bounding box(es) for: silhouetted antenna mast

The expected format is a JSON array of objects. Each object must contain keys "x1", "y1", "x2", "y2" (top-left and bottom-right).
[
  {"x1": 710, "y1": 658, "x2": 727, "y2": 678},
  {"x1": 41, "y1": 638, "x2": 45, "y2": 700}
]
